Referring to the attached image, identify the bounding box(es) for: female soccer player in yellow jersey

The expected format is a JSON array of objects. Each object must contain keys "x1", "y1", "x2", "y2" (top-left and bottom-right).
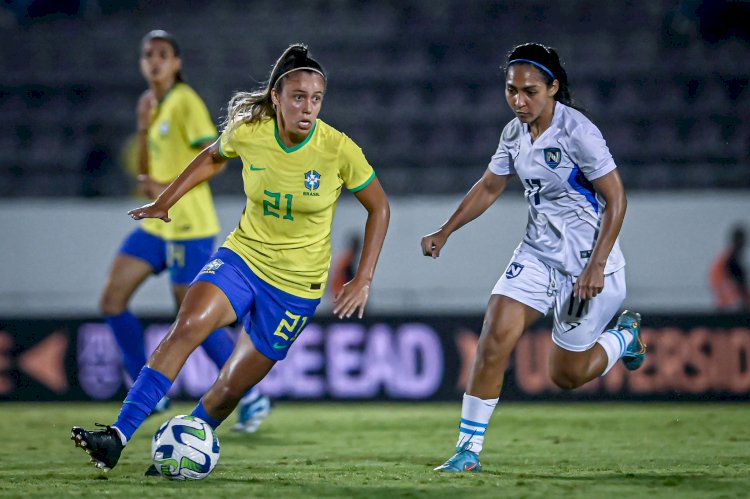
[
  {"x1": 72, "y1": 43, "x2": 390, "y2": 472},
  {"x1": 99, "y1": 30, "x2": 270, "y2": 436}
]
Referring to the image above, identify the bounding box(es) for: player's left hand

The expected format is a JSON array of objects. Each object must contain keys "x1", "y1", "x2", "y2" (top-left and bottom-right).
[
  {"x1": 128, "y1": 202, "x2": 171, "y2": 223},
  {"x1": 573, "y1": 263, "x2": 605, "y2": 300},
  {"x1": 332, "y1": 277, "x2": 371, "y2": 319}
]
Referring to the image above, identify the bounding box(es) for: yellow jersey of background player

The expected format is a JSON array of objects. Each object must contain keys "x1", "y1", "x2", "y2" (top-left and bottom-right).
[{"x1": 142, "y1": 82, "x2": 220, "y2": 241}]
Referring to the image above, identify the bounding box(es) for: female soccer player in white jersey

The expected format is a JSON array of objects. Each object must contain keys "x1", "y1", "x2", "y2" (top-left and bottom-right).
[
  {"x1": 422, "y1": 43, "x2": 646, "y2": 472},
  {"x1": 72, "y1": 43, "x2": 390, "y2": 473}
]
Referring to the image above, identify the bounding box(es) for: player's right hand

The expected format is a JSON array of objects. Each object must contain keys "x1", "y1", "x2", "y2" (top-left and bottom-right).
[
  {"x1": 128, "y1": 202, "x2": 171, "y2": 223},
  {"x1": 421, "y1": 229, "x2": 448, "y2": 259},
  {"x1": 136, "y1": 90, "x2": 156, "y2": 132}
]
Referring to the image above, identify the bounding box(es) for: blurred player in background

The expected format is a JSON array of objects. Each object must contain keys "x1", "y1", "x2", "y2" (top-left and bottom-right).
[
  {"x1": 329, "y1": 232, "x2": 362, "y2": 299},
  {"x1": 422, "y1": 42, "x2": 646, "y2": 472},
  {"x1": 98, "y1": 30, "x2": 270, "y2": 435},
  {"x1": 709, "y1": 224, "x2": 750, "y2": 311},
  {"x1": 72, "y1": 43, "x2": 390, "y2": 474}
]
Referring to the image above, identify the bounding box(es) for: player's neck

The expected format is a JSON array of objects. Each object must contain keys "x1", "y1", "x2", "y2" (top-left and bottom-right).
[
  {"x1": 529, "y1": 101, "x2": 556, "y2": 141},
  {"x1": 151, "y1": 79, "x2": 177, "y2": 101}
]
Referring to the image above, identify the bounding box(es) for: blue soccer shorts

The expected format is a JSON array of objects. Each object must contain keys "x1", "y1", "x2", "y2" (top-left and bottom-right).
[
  {"x1": 119, "y1": 228, "x2": 215, "y2": 285},
  {"x1": 192, "y1": 247, "x2": 320, "y2": 361}
]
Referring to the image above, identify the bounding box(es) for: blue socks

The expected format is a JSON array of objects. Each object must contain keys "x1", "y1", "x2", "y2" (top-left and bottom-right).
[
  {"x1": 200, "y1": 329, "x2": 236, "y2": 368},
  {"x1": 105, "y1": 310, "x2": 146, "y2": 381},
  {"x1": 107, "y1": 310, "x2": 234, "y2": 382},
  {"x1": 191, "y1": 399, "x2": 223, "y2": 429},
  {"x1": 200, "y1": 329, "x2": 257, "y2": 402},
  {"x1": 113, "y1": 366, "x2": 172, "y2": 442}
]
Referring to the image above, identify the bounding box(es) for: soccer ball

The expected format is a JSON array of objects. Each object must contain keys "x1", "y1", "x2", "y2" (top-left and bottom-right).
[{"x1": 151, "y1": 415, "x2": 220, "y2": 480}]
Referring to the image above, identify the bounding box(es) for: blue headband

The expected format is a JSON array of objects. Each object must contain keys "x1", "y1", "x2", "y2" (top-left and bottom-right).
[{"x1": 508, "y1": 59, "x2": 555, "y2": 80}]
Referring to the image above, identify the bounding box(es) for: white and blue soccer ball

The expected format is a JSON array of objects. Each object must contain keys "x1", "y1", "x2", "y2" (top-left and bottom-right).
[{"x1": 151, "y1": 415, "x2": 220, "y2": 480}]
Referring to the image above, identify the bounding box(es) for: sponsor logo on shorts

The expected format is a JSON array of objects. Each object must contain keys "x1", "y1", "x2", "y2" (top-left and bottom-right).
[
  {"x1": 543, "y1": 147, "x2": 561, "y2": 168},
  {"x1": 505, "y1": 262, "x2": 524, "y2": 279},
  {"x1": 272, "y1": 342, "x2": 289, "y2": 350},
  {"x1": 200, "y1": 258, "x2": 224, "y2": 275},
  {"x1": 562, "y1": 321, "x2": 581, "y2": 333}
]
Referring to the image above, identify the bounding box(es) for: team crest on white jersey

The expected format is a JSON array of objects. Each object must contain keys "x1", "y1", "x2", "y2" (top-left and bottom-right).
[
  {"x1": 159, "y1": 121, "x2": 170, "y2": 136},
  {"x1": 505, "y1": 262, "x2": 524, "y2": 279},
  {"x1": 200, "y1": 258, "x2": 224, "y2": 275},
  {"x1": 544, "y1": 148, "x2": 561, "y2": 168},
  {"x1": 304, "y1": 170, "x2": 321, "y2": 190}
]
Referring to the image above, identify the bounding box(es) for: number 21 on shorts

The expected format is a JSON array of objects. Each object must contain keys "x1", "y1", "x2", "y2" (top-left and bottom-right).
[{"x1": 273, "y1": 310, "x2": 309, "y2": 344}]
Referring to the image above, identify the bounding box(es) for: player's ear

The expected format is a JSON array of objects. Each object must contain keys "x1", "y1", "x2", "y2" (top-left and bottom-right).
[
  {"x1": 548, "y1": 79, "x2": 559, "y2": 98},
  {"x1": 271, "y1": 87, "x2": 280, "y2": 108}
]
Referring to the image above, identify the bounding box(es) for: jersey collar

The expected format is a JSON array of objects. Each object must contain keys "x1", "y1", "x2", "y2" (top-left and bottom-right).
[{"x1": 274, "y1": 119, "x2": 317, "y2": 153}]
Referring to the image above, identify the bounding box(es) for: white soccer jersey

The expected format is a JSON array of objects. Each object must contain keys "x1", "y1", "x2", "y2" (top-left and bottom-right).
[{"x1": 488, "y1": 102, "x2": 625, "y2": 276}]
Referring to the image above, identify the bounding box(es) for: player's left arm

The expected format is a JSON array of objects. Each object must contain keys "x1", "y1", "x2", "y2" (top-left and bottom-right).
[
  {"x1": 332, "y1": 177, "x2": 390, "y2": 319},
  {"x1": 573, "y1": 168, "x2": 627, "y2": 299}
]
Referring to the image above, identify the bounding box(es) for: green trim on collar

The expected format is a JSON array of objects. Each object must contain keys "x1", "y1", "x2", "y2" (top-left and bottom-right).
[{"x1": 274, "y1": 120, "x2": 317, "y2": 153}]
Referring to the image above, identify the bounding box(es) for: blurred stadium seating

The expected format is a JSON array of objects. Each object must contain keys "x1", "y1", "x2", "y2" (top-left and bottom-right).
[{"x1": 1, "y1": 0, "x2": 748, "y2": 197}]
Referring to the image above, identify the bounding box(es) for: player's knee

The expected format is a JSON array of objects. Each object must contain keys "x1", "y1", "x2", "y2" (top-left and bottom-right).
[
  {"x1": 99, "y1": 290, "x2": 126, "y2": 316},
  {"x1": 172, "y1": 314, "x2": 216, "y2": 345},
  {"x1": 476, "y1": 334, "x2": 511, "y2": 370}
]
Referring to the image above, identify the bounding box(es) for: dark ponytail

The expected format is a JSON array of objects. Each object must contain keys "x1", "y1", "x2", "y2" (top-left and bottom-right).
[{"x1": 505, "y1": 42, "x2": 583, "y2": 111}]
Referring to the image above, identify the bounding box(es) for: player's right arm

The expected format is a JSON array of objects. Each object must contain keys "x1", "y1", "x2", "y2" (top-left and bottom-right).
[
  {"x1": 135, "y1": 89, "x2": 162, "y2": 198},
  {"x1": 128, "y1": 141, "x2": 226, "y2": 222},
  {"x1": 421, "y1": 169, "x2": 509, "y2": 258}
]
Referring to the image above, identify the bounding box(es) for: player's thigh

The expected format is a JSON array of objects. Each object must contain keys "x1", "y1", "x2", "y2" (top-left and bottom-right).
[
  {"x1": 550, "y1": 269, "x2": 627, "y2": 354},
  {"x1": 176, "y1": 281, "x2": 238, "y2": 332},
  {"x1": 167, "y1": 237, "x2": 215, "y2": 307},
  {"x1": 481, "y1": 294, "x2": 542, "y2": 352},
  {"x1": 101, "y1": 253, "x2": 154, "y2": 303}
]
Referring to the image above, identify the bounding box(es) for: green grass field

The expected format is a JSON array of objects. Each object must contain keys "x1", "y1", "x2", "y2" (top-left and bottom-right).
[{"x1": 0, "y1": 402, "x2": 747, "y2": 498}]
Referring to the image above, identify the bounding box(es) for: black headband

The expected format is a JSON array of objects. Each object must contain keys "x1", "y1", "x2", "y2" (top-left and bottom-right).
[{"x1": 270, "y1": 47, "x2": 326, "y2": 89}]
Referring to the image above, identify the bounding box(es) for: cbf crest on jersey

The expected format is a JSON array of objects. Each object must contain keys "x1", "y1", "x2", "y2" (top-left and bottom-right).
[
  {"x1": 200, "y1": 258, "x2": 224, "y2": 275},
  {"x1": 505, "y1": 262, "x2": 524, "y2": 279},
  {"x1": 159, "y1": 121, "x2": 170, "y2": 136},
  {"x1": 544, "y1": 147, "x2": 561, "y2": 169},
  {"x1": 304, "y1": 170, "x2": 321, "y2": 190}
]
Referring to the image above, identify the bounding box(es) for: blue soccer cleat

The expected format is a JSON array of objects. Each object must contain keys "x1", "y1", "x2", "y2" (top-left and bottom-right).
[
  {"x1": 434, "y1": 442, "x2": 482, "y2": 472},
  {"x1": 231, "y1": 395, "x2": 272, "y2": 433},
  {"x1": 617, "y1": 310, "x2": 646, "y2": 370}
]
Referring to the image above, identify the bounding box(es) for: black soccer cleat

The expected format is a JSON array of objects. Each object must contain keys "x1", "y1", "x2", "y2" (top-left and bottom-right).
[
  {"x1": 71, "y1": 424, "x2": 124, "y2": 471},
  {"x1": 144, "y1": 464, "x2": 160, "y2": 477}
]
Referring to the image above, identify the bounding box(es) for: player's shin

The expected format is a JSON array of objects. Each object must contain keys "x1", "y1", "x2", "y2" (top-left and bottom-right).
[{"x1": 113, "y1": 366, "x2": 173, "y2": 442}]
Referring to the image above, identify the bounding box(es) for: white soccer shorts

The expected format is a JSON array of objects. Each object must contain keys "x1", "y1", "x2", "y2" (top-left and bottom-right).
[{"x1": 491, "y1": 249, "x2": 626, "y2": 352}]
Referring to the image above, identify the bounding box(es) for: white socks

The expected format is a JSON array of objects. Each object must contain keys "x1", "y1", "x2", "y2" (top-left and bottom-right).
[
  {"x1": 112, "y1": 426, "x2": 128, "y2": 446},
  {"x1": 455, "y1": 393, "x2": 498, "y2": 455},
  {"x1": 596, "y1": 327, "x2": 634, "y2": 376}
]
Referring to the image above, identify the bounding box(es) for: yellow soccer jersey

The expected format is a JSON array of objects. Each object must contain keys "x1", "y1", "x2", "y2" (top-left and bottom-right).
[
  {"x1": 141, "y1": 82, "x2": 220, "y2": 240},
  {"x1": 218, "y1": 118, "x2": 376, "y2": 299}
]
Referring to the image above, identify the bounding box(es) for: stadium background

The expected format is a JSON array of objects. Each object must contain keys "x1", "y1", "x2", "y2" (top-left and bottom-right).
[{"x1": 1, "y1": 0, "x2": 749, "y2": 403}]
